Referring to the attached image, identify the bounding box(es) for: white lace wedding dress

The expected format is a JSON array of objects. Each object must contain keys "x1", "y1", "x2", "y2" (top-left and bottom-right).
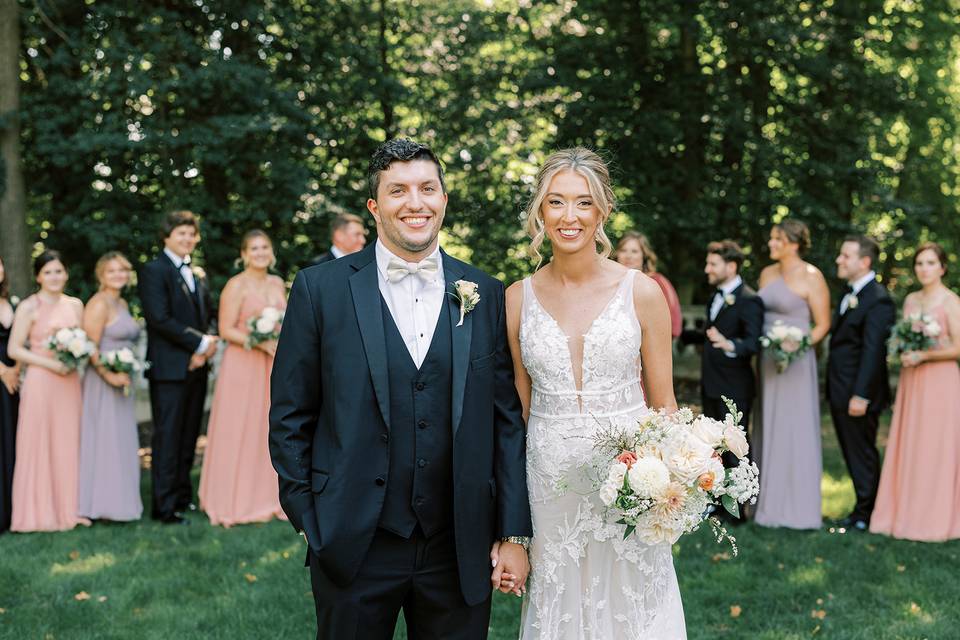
[{"x1": 518, "y1": 270, "x2": 687, "y2": 639}]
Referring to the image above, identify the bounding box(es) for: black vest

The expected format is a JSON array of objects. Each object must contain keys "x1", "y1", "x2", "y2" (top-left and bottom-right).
[{"x1": 378, "y1": 297, "x2": 454, "y2": 538}]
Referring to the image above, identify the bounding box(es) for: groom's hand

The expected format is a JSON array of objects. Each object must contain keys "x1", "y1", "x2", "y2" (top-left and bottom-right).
[{"x1": 494, "y1": 541, "x2": 529, "y2": 597}]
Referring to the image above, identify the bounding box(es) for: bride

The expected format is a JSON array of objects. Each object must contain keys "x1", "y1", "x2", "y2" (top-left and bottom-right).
[{"x1": 503, "y1": 148, "x2": 687, "y2": 639}]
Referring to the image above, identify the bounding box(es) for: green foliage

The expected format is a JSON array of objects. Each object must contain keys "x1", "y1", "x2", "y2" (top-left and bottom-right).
[{"x1": 15, "y1": 0, "x2": 960, "y2": 304}]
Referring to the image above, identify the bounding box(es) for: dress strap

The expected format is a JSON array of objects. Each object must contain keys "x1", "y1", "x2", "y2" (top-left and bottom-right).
[
  {"x1": 620, "y1": 269, "x2": 642, "y2": 339},
  {"x1": 521, "y1": 276, "x2": 534, "y2": 320}
]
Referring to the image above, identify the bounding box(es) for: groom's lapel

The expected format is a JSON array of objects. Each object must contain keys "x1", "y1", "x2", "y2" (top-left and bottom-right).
[
  {"x1": 442, "y1": 251, "x2": 471, "y2": 438},
  {"x1": 349, "y1": 246, "x2": 391, "y2": 429}
]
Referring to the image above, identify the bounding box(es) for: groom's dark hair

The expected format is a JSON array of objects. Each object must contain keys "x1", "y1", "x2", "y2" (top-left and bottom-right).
[
  {"x1": 844, "y1": 234, "x2": 880, "y2": 270},
  {"x1": 367, "y1": 138, "x2": 446, "y2": 199},
  {"x1": 706, "y1": 240, "x2": 745, "y2": 272}
]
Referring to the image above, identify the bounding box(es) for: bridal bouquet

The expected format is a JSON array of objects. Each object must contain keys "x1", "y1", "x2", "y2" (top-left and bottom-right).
[
  {"x1": 47, "y1": 327, "x2": 96, "y2": 371},
  {"x1": 888, "y1": 312, "x2": 940, "y2": 360},
  {"x1": 99, "y1": 347, "x2": 143, "y2": 396},
  {"x1": 594, "y1": 398, "x2": 759, "y2": 552},
  {"x1": 760, "y1": 321, "x2": 811, "y2": 373},
  {"x1": 245, "y1": 306, "x2": 284, "y2": 349}
]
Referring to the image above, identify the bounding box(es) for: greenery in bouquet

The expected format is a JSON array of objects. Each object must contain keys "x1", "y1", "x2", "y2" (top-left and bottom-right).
[
  {"x1": 760, "y1": 321, "x2": 812, "y2": 374},
  {"x1": 46, "y1": 327, "x2": 95, "y2": 371},
  {"x1": 245, "y1": 307, "x2": 284, "y2": 350},
  {"x1": 888, "y1": 313, "x2": 940, "y2": 362}
]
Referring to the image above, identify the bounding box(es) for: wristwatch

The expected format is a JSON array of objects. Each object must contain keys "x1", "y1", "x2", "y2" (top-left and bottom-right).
[{"x1": 501, "y1": 536, "x2": 531, "y2": 550}]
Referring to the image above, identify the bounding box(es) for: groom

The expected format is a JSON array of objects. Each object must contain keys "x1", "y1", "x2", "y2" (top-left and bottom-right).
[
  {"x1": 828, "y1": 235, "x2": 895, "y2": 532},
  {"x1": 269, "y1": 138, "x2": 532, "y2": 639}
]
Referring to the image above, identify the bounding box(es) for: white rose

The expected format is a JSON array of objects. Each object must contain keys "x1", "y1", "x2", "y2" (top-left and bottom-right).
[
  {"x1": 925, "y1": 320, "x2": 942, "y2": 338},
  {"x1": 627, "y1": 457, "x2": 671, "y2": 498},
  {"x1": 664, "y1": 436, "x2": 715, "y2": 485},
  {"x1": 255, "y1": 317, "x2": 277, "y2": 334},
  {"x1": 787, "y1": 326, "x2": 804, "y2": 341},
  {"x1": 723, "y1": 424, "x2": 749, "y2": 459},
  {"x1": 118, "y1": 348, "x2": 135, "y2": 364},
  {"x1": 55, "y1": 328, "x2": 73, "y2": 344},
  {"x1": 607, "y1": 461, "x2": 628, "y2": 486},
  {"x1": 260, "y1": 306, "x2": 281, "y2": 322},
  {"x1": 690, "y1": 415, "x2": 725, "y2": 448},
  {"x1": 770, "y1": 323, "x2": 788, "y2": 340},
  {"x1": 599, "y1": 482, "x2": 619, "y2": 506},
  {"x1": 456, "y1": 280, "x2": 478, "y2": 297},
  {"x1": 68, "y1": 338, "x2": 87, "y2": 358}
]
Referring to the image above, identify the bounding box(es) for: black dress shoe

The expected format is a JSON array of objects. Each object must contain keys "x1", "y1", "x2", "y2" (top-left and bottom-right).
[
  {"x1": 157, "y1": 513, "x2": 190, "y2": 525},
  {"x1": 833, "y1": 515, "x2": 868, "y2": 532}
]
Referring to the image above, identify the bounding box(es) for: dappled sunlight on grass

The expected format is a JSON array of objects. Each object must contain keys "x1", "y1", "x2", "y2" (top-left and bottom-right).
[
  {"x1": 50, "y1": 552, "x2": 116, "y2": 576},
  {"x1": 787, "y1": 563, "x2": 827, "y2": 586},
  {"x1": 257, "y1": 542, "x2": 303, "y2": 565},
  {"x1": 821, "y1": 472, "x2": 855, "y2": 519}
]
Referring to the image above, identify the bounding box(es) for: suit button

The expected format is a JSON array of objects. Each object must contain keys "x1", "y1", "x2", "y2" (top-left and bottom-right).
[
  {"x1": 418, "y1": 420, "x2": 427, "y2": 429},
  {"x1": 415, "y1": 382, "x2": 425, "y2": 391},
  {"x1": 375, "y1": 476, "x2": 385, "y2": 486},
  {"x1": 417, "y1": 459, "x2": 427, "y2": 468},
  {"x1": 415, "y1": 497, "x2": 425, "y2": 507},
  {"x1": 380, "y1": 434, "x2": 388, "y2": 443}
]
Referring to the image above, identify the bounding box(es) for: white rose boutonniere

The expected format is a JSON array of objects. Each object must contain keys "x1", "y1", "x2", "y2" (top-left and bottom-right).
[
  {"x1": 847, "y1": 294, "x2": 858, "y2": 310},
  {"x1": 192, "y1": 266, "x2": 206, "y2": 280},
  {"x1": 451, "y1": 280, "x2": 480, "y2": 327},
  {"x1": 723, "y1": 293, "x2": 736, "y2": 307}
]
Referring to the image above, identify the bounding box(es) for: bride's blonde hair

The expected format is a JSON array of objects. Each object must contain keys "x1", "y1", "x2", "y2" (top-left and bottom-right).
[{"x1": 524, "y1": 147, "x2": 616, "y2": 267}]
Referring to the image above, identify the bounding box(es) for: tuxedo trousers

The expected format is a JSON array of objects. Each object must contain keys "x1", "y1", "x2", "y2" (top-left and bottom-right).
[
  {"x1": 703, "y1": 394, "x2": 753, "y2": 522},
  {"x1": 831, "y1": 406, "x2": 881, "y2": 521},
  {"x1": 309, "y1": 525, "x2": 491, "y2": 640},
  {"x1": 148, "y1": 368, "x2": 208, "y2": 518}
]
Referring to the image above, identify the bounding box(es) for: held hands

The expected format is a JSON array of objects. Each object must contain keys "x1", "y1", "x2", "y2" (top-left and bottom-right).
[
  {"x1": 900, "y1": 350, "x2": 926, "y2": 368},
  {"x1": 256, "y1": 339, "x2": 278, "y2": 357},
  {"x1": 490, "y1": 541, "x2": 530, "y2": 598},
  {"x1": 0, "y1": 365, "x2": 19, "y2": 394},
  {"x1": 188, "y1": 353, "x2": 207, "y2": 371},
  {"x1": 203, "y1": 335, "x2": 220, "y2": 357},
  {"x1": 706, "y1": 327, "x2": 734, "y2": 353},
  {"x1": 102, "y1": 370, "x2": 131, "y2": 389},
  {"x1": 847, "y1": 396, "x2": 869, "y2": 417}
]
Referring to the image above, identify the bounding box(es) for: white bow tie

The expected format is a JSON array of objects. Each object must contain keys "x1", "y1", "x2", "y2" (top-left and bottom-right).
[{"x1": 386, "y1": 256, "x2": 440, "y2": 284}]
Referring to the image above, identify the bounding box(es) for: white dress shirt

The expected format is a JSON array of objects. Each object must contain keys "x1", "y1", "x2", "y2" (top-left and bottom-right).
[
  {"x1": 330, "y1": 245, "x2": 345, "y2": 259},
  {"x1": 375, "y1": 240, "x2": 445, "y2": 369},
  {"x1": 163, "y1": 247, "x2": 208, "y2": 355},
  {"x1": 709, "y1": 275, "x2": 742, "y2": 322},
  {"x1": 840, "y1": 270, "x2": 876, "y2": 315}
]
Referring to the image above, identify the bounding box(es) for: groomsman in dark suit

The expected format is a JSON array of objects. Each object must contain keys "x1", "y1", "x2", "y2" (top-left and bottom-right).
[
  {"x1": 692, "y1": 241, "x2": 764, "y2": 523},
  {"x1": 828, "y1": 235, "x2": 896, "y2": 532},
  {"x1": 270, "y1": 139, "x2": 531, "y2": 639},
  {"x1": 310, "y1": 213, "x2": 368, "y2": 265},
  {"x1": 139, "y1": 210, "x2": 218, "y2": 524}
]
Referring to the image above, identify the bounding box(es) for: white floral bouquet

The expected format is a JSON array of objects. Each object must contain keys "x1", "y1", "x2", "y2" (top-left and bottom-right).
[
  {"x1": 760, "y1": 320, "x2": 812, "y2": 373},
  {"x1": 245, "y1": 306, "x2": 284, "y2": 349},
  {"x1": 47, "y1": 327, "x2": 96, "y2": 371},
  {"x1": 594, "y1": 398, "x2": 759, "y2": 552},
  {"x1": 888, "y1": 312, "x2": 940, "y2": 361},
  {"x1": 100, "y1": 347, "x2": 143, "y2": 396}
]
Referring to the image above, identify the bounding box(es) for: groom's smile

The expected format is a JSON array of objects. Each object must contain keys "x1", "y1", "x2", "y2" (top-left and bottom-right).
[{"x1": 367, "y1": 158, "x2": 448, "y2": 262}]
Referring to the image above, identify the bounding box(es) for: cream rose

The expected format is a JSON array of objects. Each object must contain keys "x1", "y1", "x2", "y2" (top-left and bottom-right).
[
  {"x1": 255, "y1": 317, "x2": 277, "y2": 334},
  {"x1": 261, "y1": 306, "x2": 281, "y2": 322},
  {"x1": 723, "y1": 424, "x2": 749, "y2": 459},
  {"x1": 664, "y1": 436, "x2": 715, "y2": 485},
  {"x1": 690, "y1": 415, "x2": 725, "y2": 448}
]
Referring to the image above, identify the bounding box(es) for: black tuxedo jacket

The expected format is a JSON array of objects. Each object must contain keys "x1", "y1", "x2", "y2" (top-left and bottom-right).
[
  {"x1": 269, "y1": 244, "x2": 532, "y2": 606},
  {"x1": 697, "y1": 284, "x2": 764, "y2": 401},
  {"x1": 138, "y1": 253, "x2": 213, "y2": 382},
  {"x1": 310, "y1": 250, "x2": 335, "y2": 266},
  {"x1": 827, "y1": 279, "x2": 896, "y2": 412}
]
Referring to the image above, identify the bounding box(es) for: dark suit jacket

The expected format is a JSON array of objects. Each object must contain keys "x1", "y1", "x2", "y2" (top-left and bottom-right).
[
  {"x1": 269, "y1": 244, "x2": 532, "y2": 606},
  {"x1": 695, "y1": 284, "x2": 764, "y2": 401},
  {"x1": 138, "y1": 253, "x2": 213, "y2": 381},
  {"x1": 827, "y1": 279, "x2": 896, "y2": 412},
  {"x1": 310, "y1": 250, "x2": 335, "y2": 266}
]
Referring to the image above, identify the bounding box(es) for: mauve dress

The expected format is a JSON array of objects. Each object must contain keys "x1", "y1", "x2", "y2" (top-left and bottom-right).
[
  {"x1": 754, "y1": 278, "x2": 822, "y2": 529},
  {"x1": 871, "y1": 300, "x2": 960, "y2": 541},
  {"x1": 0, "y1": 316, "x2": 20, "y2": 534},
  {"x1": 78, "y1": 306, "x2": 143, "y2": 521}
]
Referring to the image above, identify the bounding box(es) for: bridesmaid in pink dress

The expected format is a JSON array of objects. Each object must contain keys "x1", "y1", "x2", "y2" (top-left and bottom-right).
[
  {"x1": 871, "y1": 242, "x2": 960, "y2": 541},
  {"x1": 199, "y1": 230, "x2": 287, "y2": 526},
  {"x1": 7, "y1": 250, "x2": 91, "y2": 532},
  {"x1": 615, "y1": 231, "x2": 683, "y2": 337}
]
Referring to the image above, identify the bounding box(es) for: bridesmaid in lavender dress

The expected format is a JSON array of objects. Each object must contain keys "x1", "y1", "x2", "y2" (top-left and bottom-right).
[
  {"x1": 78, "y1": 252, "x2": 143, "y2": 521},
  {"x1": 754, "y1": 220, "x2": 831, "y2": 529}
]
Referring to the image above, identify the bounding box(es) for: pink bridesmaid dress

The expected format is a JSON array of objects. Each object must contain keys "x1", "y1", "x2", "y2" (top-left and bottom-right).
[
  {"x1": 11, "y1": 296, "x2": 90, "y2": 532},
  {"x1": 199, "y1": 292, "x2": 287, "y2": 527},
  {"x1": 871, "y1": 300, "x2": 960, "y2": 541}
]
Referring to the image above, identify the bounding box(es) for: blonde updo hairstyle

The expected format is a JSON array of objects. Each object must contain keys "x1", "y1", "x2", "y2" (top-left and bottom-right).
[
  {"x1": 525, "y1": 147, "x2": 616, "y2": 267},
  {"x1": 95, "y1": 251, "x2": 133, "y2": 291}
]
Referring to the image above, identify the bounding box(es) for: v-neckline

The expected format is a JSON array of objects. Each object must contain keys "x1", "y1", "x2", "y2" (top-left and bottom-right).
[{"x1": 527, "y1": 271, "x2": 632, "y2": 401}]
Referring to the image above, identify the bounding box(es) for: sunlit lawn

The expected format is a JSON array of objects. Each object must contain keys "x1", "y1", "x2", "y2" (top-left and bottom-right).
[{"x1": 2, "y1": 411, "x2": 957, "y2": 639}]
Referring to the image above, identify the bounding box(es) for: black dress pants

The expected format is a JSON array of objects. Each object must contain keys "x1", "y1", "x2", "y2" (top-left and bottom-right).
[
  {"x1": 831, "y1": 405, "x2": 881, "y2": 522},
  {"x1": 309, "y1": 526, "x2": 491, "y2": 640},
  {"x1": 148, "y1": 367, "x2": 208, "y2": 518}
]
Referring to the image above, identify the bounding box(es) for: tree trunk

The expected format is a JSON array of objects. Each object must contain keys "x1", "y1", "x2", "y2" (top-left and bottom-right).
[{"x1": 0, "y1": 0, "x2": 30, "y2": 296}]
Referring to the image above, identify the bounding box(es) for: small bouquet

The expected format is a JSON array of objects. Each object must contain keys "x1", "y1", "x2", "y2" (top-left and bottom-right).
[
  {"x1": 888, "y1": 312, "x2": 940, "y2": 361},
  {"x1": 99, "y1": 347, "x2": 143, "y2": 396},
  {"x1": 760, "y1": 321, "x2": 811, "y2": 373},
  {"x1": 594, "y1": 398, "x2": 759, "y2": 553},
  {"x1": 47, "y1": 327, "x2": 95, "y2": 371},
  {"x1": 245, "y1": 306, "x2": 284, "y2": 349}
]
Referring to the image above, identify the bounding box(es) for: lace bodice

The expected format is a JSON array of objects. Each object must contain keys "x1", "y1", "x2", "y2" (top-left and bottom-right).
[{"x1": 519, "y1": 270, "x2": 645, "y2": 420}]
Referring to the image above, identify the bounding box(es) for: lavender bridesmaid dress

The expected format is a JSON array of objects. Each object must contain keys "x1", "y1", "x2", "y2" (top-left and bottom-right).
[
  {"x1": 78, "y1": 307, "x2": 143, "y2": 521},
  {"x1": 754, "y1": 278, "x2": 822, "y2": 529}
]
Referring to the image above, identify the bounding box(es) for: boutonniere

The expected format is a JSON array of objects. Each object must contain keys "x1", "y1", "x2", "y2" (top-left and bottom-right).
[
  {"x1": 9, "y1": 295, "x2": 20, "y2": 307},
  {"x1": 450, "y1": 280, "x2": 480, "y2": 327},
  {"x1": 191, "y1": 266, "x2": 206, "y2": 280},
  {"x1": 724, "y1": 293, "x2": 736, "y2": 307},
  {"x1": 848, "y1": 294, "x2": 859, "y2": 310}
]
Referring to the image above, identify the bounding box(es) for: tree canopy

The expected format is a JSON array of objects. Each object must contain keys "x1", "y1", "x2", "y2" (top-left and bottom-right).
[{"x1": 7, "y1": 0, "x2": 960, "y2": 302}]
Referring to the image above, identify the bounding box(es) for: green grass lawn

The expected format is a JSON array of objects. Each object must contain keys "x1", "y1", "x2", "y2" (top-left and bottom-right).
[{"x1": 2, "y1": 413, "x2": 958, "y2": 639}]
